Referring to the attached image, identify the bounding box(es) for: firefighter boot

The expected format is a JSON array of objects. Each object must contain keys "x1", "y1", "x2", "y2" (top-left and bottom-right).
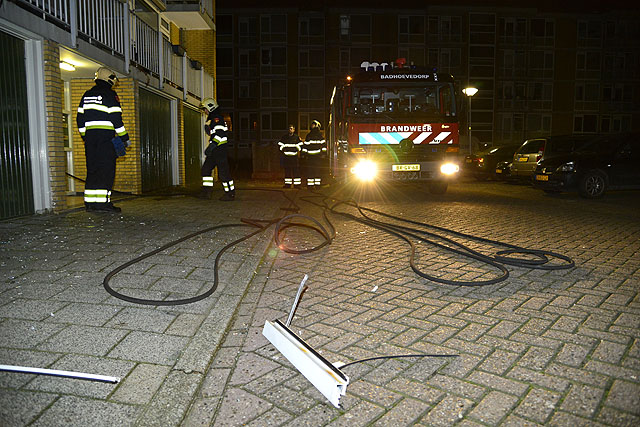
[
  {"x1": 198, "y1": 187, "x2": 213, "y2": 199},
  {"x1": 219, "y1": 191, "x2": 235, "y2": 201}
]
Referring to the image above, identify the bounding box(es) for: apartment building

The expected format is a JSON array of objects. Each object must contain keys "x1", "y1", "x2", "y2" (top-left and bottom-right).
[
  {"x1": 216, "y1": 1, "x2": 639, "y2": 178},
  {"x1": 1, "y1": 0, "x2": 217, "y2": 219}
]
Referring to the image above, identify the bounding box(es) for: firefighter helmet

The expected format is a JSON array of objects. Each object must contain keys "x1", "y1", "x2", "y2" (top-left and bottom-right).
[
  {"x1": 312, "y1": 119, "x2": 322, "y2": 129},
  {"x1": 201, "y1": 98, "x2": 218, "y2": 112},
  {"x1": 95, "y1": 67, "x2": 118, "y2": 86}
]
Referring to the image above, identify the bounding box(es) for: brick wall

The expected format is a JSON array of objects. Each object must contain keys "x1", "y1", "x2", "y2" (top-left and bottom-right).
[
  {"x1": 181, "y1": 29, "x2": 215, "y2": 78},
  {"x1": 42, "y1": 40, "x2": 67, "y2": 211},
  {"x1": 71, "y1": 78, "x2": 141, "y2": 196}
]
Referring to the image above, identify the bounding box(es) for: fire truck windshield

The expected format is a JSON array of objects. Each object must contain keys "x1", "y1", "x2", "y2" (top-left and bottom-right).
[{"x1": 349, "y1": 83, "x2": 455, "y2": 118}]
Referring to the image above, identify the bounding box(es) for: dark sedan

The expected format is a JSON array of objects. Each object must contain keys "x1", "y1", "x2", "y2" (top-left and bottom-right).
[
  {"x1": 464, "y1": 144, "x2": 521, "y2": 180},
  {"x1": 532, "y1": 133, "x2": 640, "y2": 198}
]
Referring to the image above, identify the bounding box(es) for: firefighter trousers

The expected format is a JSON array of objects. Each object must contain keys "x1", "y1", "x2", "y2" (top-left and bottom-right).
[
  {"x1": 84, "y1": 137, "x2": 117, "y2": 207},
  {"x1": 281, "y1": 155, "x2": 301, "y2": 186},
  {"x1": 201, "y1": 143, "x2": 234, "y2": 193},
  {"x1": 302, "y1": 154, "x2": 324, "y2": 186}
]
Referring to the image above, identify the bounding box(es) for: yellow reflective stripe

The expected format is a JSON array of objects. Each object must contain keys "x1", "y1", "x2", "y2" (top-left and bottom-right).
[
  {"x1": 82, "y1": 104, "x2": 122, "y2": 114},
  {"x1": 84, "y1": 189, "x2": 109, "y2": 203},
  {"x1": 84, "y1": 121, "x2": 115, "y2": 130},
  {"x1": 79, "y1": 127, "x2": 86, "y2": 135},
  {"x1": 77, "y1": 107, "x2": 84, "y2": 113},
  {"x1": 213, "y1": 124, "x2": 228, "y2": 131},
  {"x1": 115, "y1": 126, "x2": 127, "y2": 135},
  {"x1": 202, "y1": 177, "x2": 214, "y2": 187},
  {"x1": 228, "y1": 180, "x2": 235, "y2": 190}
]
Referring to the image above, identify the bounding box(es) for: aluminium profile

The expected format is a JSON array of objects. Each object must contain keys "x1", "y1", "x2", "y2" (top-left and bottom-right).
[{"x1": 262, "y1": 319, "x2": 349, "y2": 408}]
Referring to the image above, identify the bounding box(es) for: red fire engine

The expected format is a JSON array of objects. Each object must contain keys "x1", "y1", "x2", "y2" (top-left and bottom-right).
[{"x1": 327, "y1": 59, "x2": 460, "y2": 194}]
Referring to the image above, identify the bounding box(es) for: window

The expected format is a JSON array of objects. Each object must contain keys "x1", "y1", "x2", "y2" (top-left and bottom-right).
[
  {"x1": 261, "y1": 15, "x2": 286, "y2": 34},
  {"x1": 577, "y1": 51, "x2": 601, "y2": 71},
  {"x1": 239, "y1": 81, "x2": 256, "y2": 99},
  {"x1": 428, "y1": 16, "x2": 462, "y2": 41},
  {"x1": 261, "y1": 112, "x2": 287, "y2": 131},
  {"x1": 399, "y1": 16, "x2": 424, "y2": 43},
  {"x1": 351, "y1": 15, "x2": 370, "y2": 36},
  {"x1": 299, "y1": 16, "x2": 323, "y2": 37},
  {"x1": 261, "y1": 80, "x2": 286, "y2": 99},
  {"x1": 261, "y1": 47, "x2": 286, "y2": 66},
  {"x1": 574, "y1": 114, "x2": 598, "y2": 133},
  {"x1": 299, "y1": 49, "x2": 324, "y2": 69}
]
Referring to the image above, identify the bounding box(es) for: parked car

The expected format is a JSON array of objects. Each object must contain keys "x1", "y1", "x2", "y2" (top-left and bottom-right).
[
  {"x1": 494, "y1": 161, "x2": 512, "y2": 180},
  {"x1": 532, "y1": 133, "x2": 640, "y2": 198},
  {"x1": 464, "y1": 144, "x2": 521, "y2": 180},
  {"x1": 510, "y1": 135, "x2": 600, "y2": 181}
]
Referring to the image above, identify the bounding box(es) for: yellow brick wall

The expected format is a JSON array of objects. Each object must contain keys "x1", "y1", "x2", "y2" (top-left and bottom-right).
[
  {"x1": 42, "y1": 40, "x2": 67, "y2": 211},
  {"x1": 71, "y1": 78, "x2": 141, "y2": 195},
  {"x1": 181, "y1": 29, "x2": 215, "y2": 78}
]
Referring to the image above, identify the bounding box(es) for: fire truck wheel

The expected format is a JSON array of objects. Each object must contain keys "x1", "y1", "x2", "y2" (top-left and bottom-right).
[{"x1": 429, "y1": 182, "x2": 448, "y2": 194}]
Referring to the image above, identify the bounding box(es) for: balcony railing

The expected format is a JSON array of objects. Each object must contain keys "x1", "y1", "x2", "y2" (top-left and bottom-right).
[{"x1": 13, "y1": 0, "x2": 214, "y2": 101}]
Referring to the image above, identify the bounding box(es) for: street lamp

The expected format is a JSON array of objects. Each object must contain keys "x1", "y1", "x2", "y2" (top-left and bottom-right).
[{"x1": 462, "y1": 87, "x2": 478, "y2": 154}]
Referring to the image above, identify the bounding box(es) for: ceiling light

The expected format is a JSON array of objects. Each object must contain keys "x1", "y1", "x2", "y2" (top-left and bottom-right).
[{"x1": 60, "y1": 61, "x2": 76, "y2": 71}]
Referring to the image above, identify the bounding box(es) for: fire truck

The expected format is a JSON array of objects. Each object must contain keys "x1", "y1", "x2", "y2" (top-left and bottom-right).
[{"x1": 327, "y1": 59, "x2": 460, "y2": 194}]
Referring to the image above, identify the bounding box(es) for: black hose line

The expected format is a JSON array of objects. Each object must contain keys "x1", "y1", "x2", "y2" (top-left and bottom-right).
[
  {"x1": 339, "y1": 353, "x2": 459, "y2": 369},
  {"x1": 101, "y1": 186, "x2": 575, "y2": 306}
]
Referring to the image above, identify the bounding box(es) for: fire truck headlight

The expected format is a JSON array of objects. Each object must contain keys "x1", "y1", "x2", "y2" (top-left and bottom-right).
[
  {"x1": 351, "y1": 160, "x2": 378, "y2": 181},
  {"x1": 440, "y1": 162, "x2": 459, "y2": 175}
]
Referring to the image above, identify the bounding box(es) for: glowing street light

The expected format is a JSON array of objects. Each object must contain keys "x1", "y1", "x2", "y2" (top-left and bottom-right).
[{"x1": 462, "y1": 87, "x2": 478, "y2": 154}]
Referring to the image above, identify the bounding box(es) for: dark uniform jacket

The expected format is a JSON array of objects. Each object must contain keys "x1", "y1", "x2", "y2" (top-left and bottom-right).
[
  {"x1": 278, "y1": 133, "x2": 302, "y2": 156},
  {"x1": 303, "y1": 128, "x2": 326, "y2": 156},
  {"x1": 205, "y1": 109, "x2": 229, "y2": 147},
  {"x1": 76, "y1": 80, "x2": 129, "y2": 143}
]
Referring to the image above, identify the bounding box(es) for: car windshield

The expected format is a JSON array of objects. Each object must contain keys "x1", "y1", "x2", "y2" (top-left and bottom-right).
[
  {"x1": 349, "y1": 82, "x2": 455, "y2": 117},
  {"x1": 547, "y1": 137, "x2": 596, "y2": 154}
]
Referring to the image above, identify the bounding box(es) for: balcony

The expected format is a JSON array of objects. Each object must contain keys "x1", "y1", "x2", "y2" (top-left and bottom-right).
[
  {"x1": 7, "y1": 0, "x2": 214, "y2": 100},
  {"x1": 165, "y1": 0, "x2": 214, "y2": 30}
]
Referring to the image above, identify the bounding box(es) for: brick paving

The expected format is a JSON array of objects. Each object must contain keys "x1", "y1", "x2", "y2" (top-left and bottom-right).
[{"x1": 1, "y1": 181, "x2": 639, "y2": 426}]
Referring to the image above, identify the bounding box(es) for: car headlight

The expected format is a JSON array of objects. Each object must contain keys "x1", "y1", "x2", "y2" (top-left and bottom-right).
[
  {"x1": 440, "y1": 162, "x2": 459, "y2": 175},
  {"x1": 351, "y1": 160, "x2": 378, "y2": 181},
  {"x1": 557, "y1": 161, "x2": 575, "y2": 172}
]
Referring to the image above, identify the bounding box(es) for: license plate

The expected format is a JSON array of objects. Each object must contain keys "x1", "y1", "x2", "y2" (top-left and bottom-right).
[
  {"x1": 495, "y1": 169, "x2": 502, "y2": 174},
  {"x1": 392, "y1": 164, "x2": 420, "y2": 171},
  {"x1": 517, "y1": 157, "x2": 529, "y2": 162},
  {"x1": 535, "y1": 174, "x2": 549, "y2": 181}
]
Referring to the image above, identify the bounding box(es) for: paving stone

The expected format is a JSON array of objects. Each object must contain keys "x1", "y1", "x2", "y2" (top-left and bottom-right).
[
  {"x1": 560, "y1": 383, "x2": 604, "y2": 418},
  {"x1": 108, "y1": 331, "x2": 189, "y2": 365},
  {"x1": 111, "y1": 363, "x2": 172, "y2": 404},
  {"x1": 0, "y1": 389, "x2": 56, "y2": 426},
  {"x1": 467, "y1": 390, "x2": 518, "y2": 425},
  {"x1": 421, "y1": 395, "x2": 473, "y2": 427},
  {"x1": 31, "y1": 395, "x2": 139, "y2": 427},
  {"x1": 37, "y1": 325, "x2": 128, "y2": 356},
  {"x1": 604, "y1": 379, "x2": 640, "y2": 415},
  {"x1": 513, "y1": 387, "x2": 562, "y2": 423}
]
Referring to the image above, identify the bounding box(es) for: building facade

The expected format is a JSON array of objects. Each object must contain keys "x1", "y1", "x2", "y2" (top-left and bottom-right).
[
  {"x1": 1, "y1": 0, "x2": 218, "y2": 219},
  {"x1": 215, "y1": 2, "x2": 640, "y2": 178}
]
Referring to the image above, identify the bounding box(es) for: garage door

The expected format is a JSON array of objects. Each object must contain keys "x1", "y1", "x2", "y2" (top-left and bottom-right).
[
  {"x1": 139, "y1": 88, "x2": 172, "y2": 192},
  {"x1": 0, "y1": 31, "x2": 34, "y2": 219},
  {"x1": 183, "y1": 105, "x2": 202, "y2": 187}
]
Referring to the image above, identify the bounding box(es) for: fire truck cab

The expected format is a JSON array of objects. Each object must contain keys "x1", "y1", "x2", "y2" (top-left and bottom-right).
[{"x1": 327, "y1": 59, "x2": 460, "y2": 194}]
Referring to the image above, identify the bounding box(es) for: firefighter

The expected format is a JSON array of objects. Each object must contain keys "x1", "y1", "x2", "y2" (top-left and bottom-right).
[
  {"x1": 77, "y1": 66, "x2": 130, "y2": 212},
  {"x1": 199, "y1": 98, "x2": 235, "y2": 201},
  {"x1": 278, "y1": 124, "x2": 302, "y2": 188},
  {"x1": 302, "y1": 120, "x2": 327, "y2": 187}
]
